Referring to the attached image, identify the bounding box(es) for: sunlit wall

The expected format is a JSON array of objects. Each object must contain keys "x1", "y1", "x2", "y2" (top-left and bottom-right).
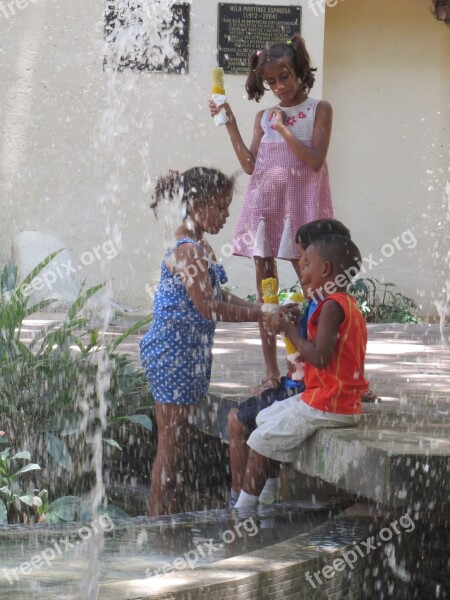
[
  {"x1": 0, "y1": 0, "x2": 325, "y2": 309},
  {"x1": 324, "y1": 0, "x2": 450, "y2": 320},
  {"x1": 0, "y1": 0, "x2": 448, "y2": 320}
]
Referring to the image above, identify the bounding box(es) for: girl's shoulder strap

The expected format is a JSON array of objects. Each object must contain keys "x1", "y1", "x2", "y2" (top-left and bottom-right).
[{"x1": 164, "y1": 237, "x2": 206, "y2": 257}]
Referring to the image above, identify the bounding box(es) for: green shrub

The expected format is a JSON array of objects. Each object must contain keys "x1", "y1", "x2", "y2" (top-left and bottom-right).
[
  {"x1": 0, "y1": 252, "x2": 154, "y2": 506},
  {"x1": 241, "y1": 279, "x2": 421, "y2": 324},
  {"x1": 348, "y1": 278, "x2": 421, "y2": 323}
]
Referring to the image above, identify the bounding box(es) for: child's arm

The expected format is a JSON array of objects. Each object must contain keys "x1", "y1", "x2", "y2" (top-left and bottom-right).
[
  {"x1": 270, "y1": 101, "x2": 332, "y2": 172},
  {"x1": 263, "y1": 299, "x2": 344, "y2": 368},
  {"x1": 209, "y1": 101, "x2": 264, "y2": 174},
  {"x1": 221, "y1": 288, "x2": 262, "y2": 309},
  {"x1": 169, "y1": 243, "x2": 262, "y2": 322}
]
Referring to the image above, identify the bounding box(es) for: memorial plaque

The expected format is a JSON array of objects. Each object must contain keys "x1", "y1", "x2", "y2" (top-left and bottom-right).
[
  {"x1": 105, "y1": 2, "x2": 190, "y2": 73},
  {"x1": 218, "y1": 4, "x2": 302, "y2": 73}
]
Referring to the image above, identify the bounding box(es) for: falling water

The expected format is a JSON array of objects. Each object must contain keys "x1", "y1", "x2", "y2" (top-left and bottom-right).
[
  {"x1": 0, "y1": 2, "x2": 448, "y2": 598},
  {"x1": 434, "y1": 180, "x2": 450, "y2": 345},
  {"x1": 84, "y1": 296, "x2": 112, "y2": 599},
  {"x1": 81, "y1": 2, "x2": 188, "y2": 596}
]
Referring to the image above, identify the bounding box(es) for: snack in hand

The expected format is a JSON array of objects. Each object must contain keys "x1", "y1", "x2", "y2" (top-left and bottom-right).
[
  {"x1": 212, "y1": 66, "x2": 225, "y2": 95},
  {"x1": 261, "y1": 277, "x2": 279, "y2": 305},
  {"x1": 211, "y1": 66, "x2": 229, "y2": 126},
  {"x1": 262, "y1": 278, "x2": 302, "y2": 365},
  {"x1": 284, "y1": 291, "x2": 304, "y2": 354}
]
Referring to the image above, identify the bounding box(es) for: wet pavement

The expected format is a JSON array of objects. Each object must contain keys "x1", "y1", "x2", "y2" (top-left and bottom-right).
[
  {"x1": 105, "y1": 318, "x2": 450, "y2": 412},
  {"x1": 20, "y1": 316, "x2": 450, "y2": 507},
  {"x1": 21, "y1": 316, "x2": 450, "y2": 413},
  {"x1": 0, "y1": 502, "x2": 343, "y2": 599}
]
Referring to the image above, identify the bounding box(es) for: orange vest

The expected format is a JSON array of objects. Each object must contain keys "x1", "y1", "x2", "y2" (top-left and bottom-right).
[{"x1": 302, "y1": 293, "x2": 368, "y2": 414}]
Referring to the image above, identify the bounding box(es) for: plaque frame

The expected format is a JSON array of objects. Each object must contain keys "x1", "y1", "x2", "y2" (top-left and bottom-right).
[
  {"x1": 104, "y1": 2, "x2": 190, "y2": 73},
  {"x1": 217, "y1": 3, "x2": 302, "y2": 74}
]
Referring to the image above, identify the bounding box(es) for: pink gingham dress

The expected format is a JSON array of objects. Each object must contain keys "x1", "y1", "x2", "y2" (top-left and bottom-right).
[{"x1": 233, "y1": 97, "x2": 333, "y2": 260}]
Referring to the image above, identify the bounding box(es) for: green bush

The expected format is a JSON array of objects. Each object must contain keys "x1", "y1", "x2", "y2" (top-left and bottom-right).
[
  {"x1": 0, "y1": 252, "x2": 154, "y2": 511},
  {"x1": 241, "y1": 279, "x2": 421, "y2": 324},
  {"x1": 0, "y1": 444, "x2": 43, "y2": 523},
  {"x1": 348, "y1": 278, "x2": 421, "y2": 323}
]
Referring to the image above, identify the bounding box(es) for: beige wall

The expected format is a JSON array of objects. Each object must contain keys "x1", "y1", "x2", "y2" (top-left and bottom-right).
[
  {"x1": 1, "y1": 0, "x2": 448, "y2": 320},
  {"x1": 0, "y1": 0, "x2": 324, "y2": 308},
  {"x1": 324, "y1": 0, "x2": 450, "y2": 320}
]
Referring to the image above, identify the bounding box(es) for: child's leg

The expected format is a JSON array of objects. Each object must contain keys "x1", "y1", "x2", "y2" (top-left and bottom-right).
[
  {"x1": 149, "y1": 402, "x2": 193, "y2": 516},
  {"x1": 254, "y1": 256, "x2": 280, "y2": 391},
  {"x1": 228, "y1": 385, "x2": 289, "y2": 496},
  {"x1": 244, "y1": 449, "x2": 279, "y2": 495},
  {"x1": 234, "y1": 449, "x2": 279, "y2": 508},
  {"x1": 227, "y1": 407, "x2": 250, "y2": 494}
]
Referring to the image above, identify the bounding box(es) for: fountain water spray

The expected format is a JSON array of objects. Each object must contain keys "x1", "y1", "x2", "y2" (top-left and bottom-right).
[{"x1": 79, "y1": 2, "x2": 188, "y2": 597}]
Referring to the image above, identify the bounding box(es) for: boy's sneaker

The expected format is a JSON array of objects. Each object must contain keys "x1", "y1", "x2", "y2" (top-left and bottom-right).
[{"x1": 258, "y1": 493, "x2": 277, "y2": 505}]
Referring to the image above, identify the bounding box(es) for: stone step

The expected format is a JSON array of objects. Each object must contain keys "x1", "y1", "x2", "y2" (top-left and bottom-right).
[
  {"x1": 194, "y1": 323, "x2": 450, "y2": 508},
  {"x1": 195, "y1": 394, "x2": 450, "y2": 508}
]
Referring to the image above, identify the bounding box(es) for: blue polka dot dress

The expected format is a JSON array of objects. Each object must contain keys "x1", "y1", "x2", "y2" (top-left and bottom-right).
[{"x1": 140, "y1": 238, "x2": 228, "y2": 405}]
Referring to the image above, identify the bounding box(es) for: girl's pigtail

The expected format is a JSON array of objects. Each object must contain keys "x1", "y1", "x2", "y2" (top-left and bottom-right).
[
  {"x1": 150, "y1": 170, "x2": 181, "y2": 217},
  {"x1": 245, "y1": 51, "x2": 265, "y2": 102},
  {"x1": 291, "y1": 33, "x2": 317, "y2": 92}
]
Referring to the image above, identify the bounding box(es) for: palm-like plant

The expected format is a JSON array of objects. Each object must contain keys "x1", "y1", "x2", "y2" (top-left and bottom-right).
[{"x1": 0, "y1": 252, "x2": 153, "y2": 502}]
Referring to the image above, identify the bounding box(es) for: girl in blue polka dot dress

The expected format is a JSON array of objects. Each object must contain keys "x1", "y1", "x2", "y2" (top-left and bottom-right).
[{"x1": 140, "y1": 167, "x2": 263, "y2": 515}]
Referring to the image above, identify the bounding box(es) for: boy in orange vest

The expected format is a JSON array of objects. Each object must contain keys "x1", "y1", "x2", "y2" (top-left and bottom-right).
[{"x1": 234, "y1": 234, "x2": 368, "y2": 508}]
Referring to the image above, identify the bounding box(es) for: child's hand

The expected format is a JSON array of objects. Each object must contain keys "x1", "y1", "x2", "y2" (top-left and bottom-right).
[
  {"x1": 279, "y1": 304, "x2": 301, "y2": 326},
  {"x1": 286, "y1": 357, "x2": 296, "y2": 374},
  {"x1": 209, "y1": 100, "x2": 233, "y2": 122},
  {"x1": 269, "y1": 107, "x2": 286, "y2": 130},
  {"x1": 262, "y1": 311, "x2": 283, "y2": 335}
]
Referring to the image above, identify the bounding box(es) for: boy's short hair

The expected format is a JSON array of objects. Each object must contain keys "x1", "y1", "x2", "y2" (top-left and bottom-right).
[
  {"x1": 295, "y1": 219, "x2": 351, "y2": 249},
  {"x1": 311, "y1": 234, "x2": 362, "y2": 277}
]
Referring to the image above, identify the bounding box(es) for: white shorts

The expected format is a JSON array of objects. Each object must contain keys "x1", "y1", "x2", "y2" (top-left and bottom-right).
[{"x1": 246, "y1": 395, "x2": 360, "y2": 463}]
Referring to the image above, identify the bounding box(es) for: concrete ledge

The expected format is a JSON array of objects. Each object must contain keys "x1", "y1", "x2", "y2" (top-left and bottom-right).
[
  {"x1": 293, "y1": 421, "x2": 450, "y2": 507},
  {"x1": 99, "y1": 504, "x2": 377, "y2": 600},
  {"x1": 195, "y1": 393, "x2": 450, "y2": 507}
]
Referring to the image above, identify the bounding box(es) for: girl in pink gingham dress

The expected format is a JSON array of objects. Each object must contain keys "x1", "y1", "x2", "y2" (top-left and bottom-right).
[
  {"x1": 210, "y1": 34, "x2": 334, "y2": 394},
  {"x1": 233, "y1": 96, "x2": 333, "y2": 259}
]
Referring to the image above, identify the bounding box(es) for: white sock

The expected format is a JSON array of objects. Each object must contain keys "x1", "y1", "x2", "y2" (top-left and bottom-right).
[
  {"x1": 234, "y1": 490, "x2": 259, "y2": 509},
  {"x1": 258, "y1": 477, "x2": 278, "y2": 505}
]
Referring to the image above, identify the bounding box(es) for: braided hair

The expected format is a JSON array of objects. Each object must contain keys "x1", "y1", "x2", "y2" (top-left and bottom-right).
[{"x1": 246, "y1": 33, "x2": 317, "y2": 102}]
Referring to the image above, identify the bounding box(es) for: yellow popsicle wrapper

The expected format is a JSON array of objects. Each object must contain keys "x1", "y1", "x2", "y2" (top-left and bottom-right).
[
  {"x1": 283, "y1": 291, "x2": 304, "y2": 353},
  {"x1": 284, "y1": 338, "x2": 298, "y2": 355},
  {"x1": 261, "y1": 277, "x2": 278, "y2": 304},
  {"x1": 261, "y1": 278, "x2": 302, "y2": 354},
  {"x1": 211, "y1": 67, "x2": 225, "y2": 95},
  {"x1": 289, "y1": 292, "x2": 304, "y2": 303}
]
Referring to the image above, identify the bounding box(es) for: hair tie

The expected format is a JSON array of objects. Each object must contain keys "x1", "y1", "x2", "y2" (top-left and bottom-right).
[
  {"x1": 256, "y1": 50, "x2": 262, "y2": 57},
  {"x1": 286, "y1": 40, "x2": 292, "y2": 45}
]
